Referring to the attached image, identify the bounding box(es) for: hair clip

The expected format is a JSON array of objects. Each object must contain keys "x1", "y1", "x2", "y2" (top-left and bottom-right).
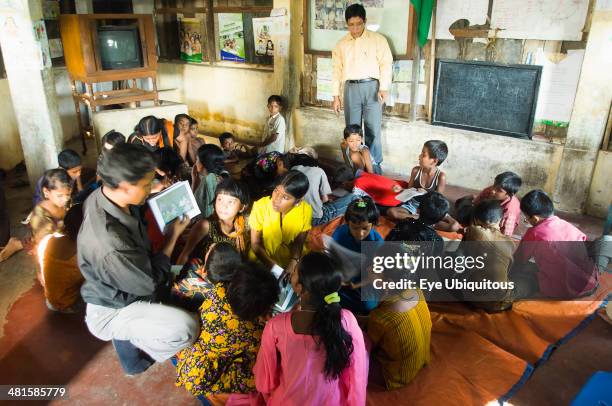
[
  {"x1": 324, "y1": 292, "x2": 340, "y2": 304},
  {"x1": 356, "y1": 200, "x2": 367, "y2": 208}
]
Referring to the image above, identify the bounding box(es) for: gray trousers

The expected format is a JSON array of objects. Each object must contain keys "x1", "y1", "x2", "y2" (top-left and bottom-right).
[
  {"x1": 344, "y1": 80, "x2": 384, "y2": 165},
  {"x1": 85, "y1": 302, "x2": 199, "y2": 362}
]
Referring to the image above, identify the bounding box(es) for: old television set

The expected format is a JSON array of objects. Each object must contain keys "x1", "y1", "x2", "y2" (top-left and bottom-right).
[
  {"x1": 59, "y1": 14, "x2": 157, "y2": 81},
  {"x1": 97, "y1": 25, "x2": 143, "y2": 70}
]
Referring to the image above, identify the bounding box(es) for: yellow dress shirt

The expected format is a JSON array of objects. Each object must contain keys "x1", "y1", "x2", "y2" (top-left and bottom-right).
[{"x1": 331, "y1": 29, "x2": 393, "y2": 97}]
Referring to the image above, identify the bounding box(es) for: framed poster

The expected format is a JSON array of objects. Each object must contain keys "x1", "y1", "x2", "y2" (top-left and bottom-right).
[
  {"x1": 218, "y1": 13, "x2": 246, "y2": 62},
  {"x1": 304, "y1": 0, "x2": 415, "y2": 58},
  {"x1": 179, "y1": 17, "x2": 204, "y2": 63}
]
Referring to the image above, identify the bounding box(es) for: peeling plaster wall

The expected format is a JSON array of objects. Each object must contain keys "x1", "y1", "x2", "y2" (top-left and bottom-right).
[
  {"x1": 157, "y1": 62, "x2": 274, "y2": 144},
  {"x1": 294, "y1": 107, "x2": 564, "y2": 196},
  {"x1": 587, "y1": 150, "x2": 612, "y2": 218}
]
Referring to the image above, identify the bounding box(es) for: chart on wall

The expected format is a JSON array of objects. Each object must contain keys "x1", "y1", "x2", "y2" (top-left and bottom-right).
[
  {"x1": 219, "y1": 13, "x2": 245, "y2": 62},
  {"x1": 308, "y1": 0, "x2": 409, "y2": 55},
  {"x1": 491, "y1": 0, "x2": 590, "y2": 40}
]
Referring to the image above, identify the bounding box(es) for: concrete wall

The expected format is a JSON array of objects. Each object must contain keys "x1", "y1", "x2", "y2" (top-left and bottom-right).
[
  {"x1": 295, "y1": 107, "x2": 564, "y2": 195},
  {"x1": 156, "y1": 62, "x2": 274, "y2": 144},
  {"x1": 587, "y1": 150, "x2": 612, "y2": 218},
  {"x1": 0, "y1": 79, "x2": 24, "y2": 170}
]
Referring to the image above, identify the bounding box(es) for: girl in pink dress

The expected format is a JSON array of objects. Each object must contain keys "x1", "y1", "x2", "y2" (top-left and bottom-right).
[{"x1": 252, "y1": 252, "x2": 368, "y2": 406}]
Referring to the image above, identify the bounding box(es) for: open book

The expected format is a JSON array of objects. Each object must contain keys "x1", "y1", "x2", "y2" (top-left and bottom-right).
[
  {"x1": 271, "y1": 264, "x2": 297, "y2": 313},
  {"x1": 395, "y1": 187, "x2": 427, "y2": 202},
  {"x1": 147, "y1": 181, "x2": 201, "y2": 232}
]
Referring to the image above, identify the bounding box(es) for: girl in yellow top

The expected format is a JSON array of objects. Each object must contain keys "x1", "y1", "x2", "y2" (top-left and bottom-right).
[{"x1": 249, "y1": 170, "x2": 312, "y2": 276}]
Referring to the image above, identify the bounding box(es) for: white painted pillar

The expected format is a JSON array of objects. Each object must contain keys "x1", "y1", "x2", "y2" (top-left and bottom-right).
[
  {"x1": 0, "y1": 0, "x2": 64, "y2": 190},
  {"x1": 553, "y1": 0, "x2": 612, "y2": 213}
]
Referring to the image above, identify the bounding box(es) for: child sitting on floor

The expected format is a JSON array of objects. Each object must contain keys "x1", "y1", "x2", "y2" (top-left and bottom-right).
[
  {"x1": 175, "y1": 260, "x2": 279, "y2": 399},
  {"x1": 341, "y1": 124, "x2": 375, "y2": 177},
  {"x1": 192, "y1": 144, "x2": 228, "y2": 218},
  {"x1": 472, "y1": 171, "x2": 522, "y2": 236},
  {"x1": 249, "y1": 170, "x2": 312, "y2": 277},
  {"x1": 33, "y1": 149, "x2": 94, "y2": 206},
  {"x1": 332, "y1": 197, "x2": 383, "y2": 314},
  {"x1": 100, "y1": 130, "x2": 126, "y2": 151},
  {"x1": 277, "y1": 153, "x2": 355, "y2": 226},
  {"x1": 258, "y1": 95, "x2": 287, "y2": 154},
  {"x1": 386, "y1": 192, "x2": 448, "y2": 246},
  {"x1": 252, "y1": 252, "x2": 367, "y2": 405},
  {"x1": 219, "y1": 132, "x2": 255, "y2": 164},
  {"x1": 1, "y1": 169, "x2": 72, "y2": 263},
  {"x1": 387, "y1": 140, "x2": 448, "y2": 222},
  {"x1": 37, "y1": 203, "x2": 85, "y2": 313},
  {"x1": 365, "y1": 252, "x2": 431, "y2": 390},
  {"x1": 172, "y1": 114, "x2": 204, "y2": 166},
  {"x1": 511, "y1": 190, "x2": 599, "y2": 299},
  {"x1": 128, "y1": 115, "x2": 173, "y2": 152},
  {"x1": 459, "y1": 199, "x2": 515, "y2": 312},
  {"x1": 177, "y1": 178, "x2": 250, "y2": 265},
  {"x1": 172, "y1": 242, "x2": 242, "y2": 310}
]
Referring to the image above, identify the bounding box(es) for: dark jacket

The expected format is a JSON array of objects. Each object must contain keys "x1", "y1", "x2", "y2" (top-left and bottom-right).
[{"x1": 77, "y1": 188, "x2": 171, "y2": 308}]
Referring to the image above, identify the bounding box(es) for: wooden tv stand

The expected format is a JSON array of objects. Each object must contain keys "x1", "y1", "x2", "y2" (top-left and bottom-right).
[
  {"x1": 70, "y1": 71, "x2": 159, "y2": 153},
  {"x1": 59, "y1": 14, "x2": 159, "y2": 154}
]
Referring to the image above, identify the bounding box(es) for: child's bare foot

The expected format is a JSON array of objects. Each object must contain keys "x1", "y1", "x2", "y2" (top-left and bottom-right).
[{"x1": 0, "y1": 237, "x2": 24, "y2": 262}]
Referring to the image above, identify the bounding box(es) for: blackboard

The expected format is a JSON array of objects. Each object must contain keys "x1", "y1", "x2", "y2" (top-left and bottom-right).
[{"x1": 431, "y1": 59, "x2": 542, "y2": 139}]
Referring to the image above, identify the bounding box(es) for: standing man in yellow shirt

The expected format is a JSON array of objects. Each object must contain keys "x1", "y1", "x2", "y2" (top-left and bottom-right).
[{"x1": 332, "y1": 3, "x2": 393, "y2": 174}]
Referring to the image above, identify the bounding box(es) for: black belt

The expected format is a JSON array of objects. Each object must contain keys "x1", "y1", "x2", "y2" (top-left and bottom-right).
[{"x1": 346, "y1": 78, "x2": 377, "y2": 84}]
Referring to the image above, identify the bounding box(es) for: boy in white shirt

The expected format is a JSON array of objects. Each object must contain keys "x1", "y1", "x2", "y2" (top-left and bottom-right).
[{"x1": 259, "y1": 95, "x2": 286, "y2": 154}]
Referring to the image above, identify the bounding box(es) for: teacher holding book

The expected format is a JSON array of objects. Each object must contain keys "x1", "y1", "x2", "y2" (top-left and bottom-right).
[
  {"x1": 332, "y1": 3, "x2": 393, "y2": 174},
  {"x1": 78, "y1": 143, "x2": 198, "y2": 376}
]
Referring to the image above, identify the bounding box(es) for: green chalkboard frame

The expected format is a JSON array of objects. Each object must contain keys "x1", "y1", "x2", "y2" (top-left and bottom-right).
[{"x1": 431, "y1": 59, "x2": 543, "y2": 140}]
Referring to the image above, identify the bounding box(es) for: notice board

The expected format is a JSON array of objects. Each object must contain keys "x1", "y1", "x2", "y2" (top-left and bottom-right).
[{"x1": 431, "y1": 59, "x2": 542, "y2": 139}]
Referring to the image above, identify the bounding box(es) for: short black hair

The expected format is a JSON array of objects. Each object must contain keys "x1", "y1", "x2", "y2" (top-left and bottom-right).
[
  {"x1": 63, "y1": 204, "x2": 84, "y2": 241},
  {"x1": 267, "y1": 95, "x2": 283, "y2": 107},
  {"x1": 424, "y1": 140, "x2": 448, "y2": 165},
  {"x1": 154, "y1": 147, "x2": 183, "y2": 180},
  {"x1": 135, "y1": 115, "x2": 162, "y2": 136},
  {"x1": 215, "y1": 178, "x2": 250, "y2": 207},
  {"x1": 219, "y1": 132, "x2": 234, "y2": 145},
  {"x1": 58, "y1": 149, "x2": 81, "y2": 170},
  {"x1": 41, "y1": 168, "x2": 71, "y2": 192},
  {"x1": 101, "y1": 130, "x2": 126, "y2": 149},
  {"x1": 345, "y1": 3, "x2": 366, "y2": 22},
  {"x1": 343, "y1": 124, "x2": 363, "y2": 139},
  {"x1": 454, "y1": 196, "x2": 474, "y2": 227},
  {"x1": 344, "y1": 196, "x2": 379, "y2": 225},
  {"x1": 520, "y1": 189, "x2": 554, "y2": 218},
  {"x1": 189, "y1": 117, "x2": 198, "y2": 126},
  {"x1": 276, "y1": 170, "x2": 309, "y2": 200},
  {"x1": 174, "y1": 113, "x2": 190, "y2": 126},
  {"x1": 97, "y1": 143, "x2": 157, "y2": 188},
  {"x1": 280, "y1": 153, "x2": 319, "y2": 169},
  {"x1": 494, "y1": 171, "x2": 522, "y2": 196},
  {"x1": 227, "y1": 262, "x2": 279, "y2": 321},
  {"x1": 205, "y1": 242, "x2": 243, "y2": 284},
  {"x1": 197, "y1": 144, "x2": 226, "y2": 175},
  {"x1": 473, "y1": 199, "x2": 503, "y2": 225},
  {"x1": 419, "y1": 191, "x2": 449, "y2": 225}
]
